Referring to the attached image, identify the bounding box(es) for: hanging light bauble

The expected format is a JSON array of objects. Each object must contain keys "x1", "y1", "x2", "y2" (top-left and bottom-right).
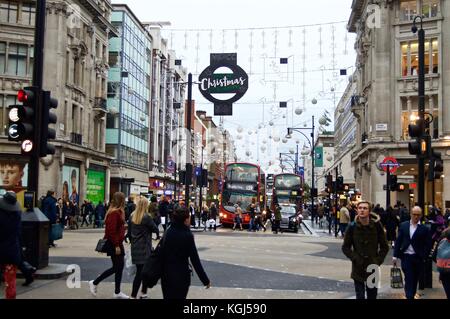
[{"x1": 295, "y1": 108, "x2": 303, "y2": 115}]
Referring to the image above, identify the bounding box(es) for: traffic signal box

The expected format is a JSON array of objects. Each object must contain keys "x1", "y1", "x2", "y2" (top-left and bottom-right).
[
  {"x1": 325, "y1": 174, "x2": 333, "y2": 193},
  {"x1": 8, "y1": 87, "x2": 39, "y2": 154},
  {"x1": 408, "y1": 119, "x2": 431, "y2": 158},
  {"x1": 389, "y1": 175, "x2": 398, "y2": 191},
  {"x1": 40, "y1": 90, "x2": 58, "y2": 157},
  {"x1": 428, "y1": 151, "x2": 443, "y2": 181},
  {"x1": 8, "y1": 87, "x2": 58, "y2": 157}
]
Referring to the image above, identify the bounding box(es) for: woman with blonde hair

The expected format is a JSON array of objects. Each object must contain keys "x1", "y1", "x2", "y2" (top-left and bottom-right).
[
  {"x1": 89, "y1": 192, "x2": 129, "y2": 299},
  {"x1": 129, "y1": 197, "x2": 159, "y2": 299}
]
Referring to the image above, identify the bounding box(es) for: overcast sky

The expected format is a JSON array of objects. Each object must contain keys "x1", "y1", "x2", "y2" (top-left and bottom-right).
[{"x1": 112, "y1": 0, "x2": 356, "y2": 171}]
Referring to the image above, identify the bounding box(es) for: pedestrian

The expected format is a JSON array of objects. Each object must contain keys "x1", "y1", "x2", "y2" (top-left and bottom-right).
[
  {"x1": 247, "y1": 198, "x2": 257, "y2": 232},
  {"x1": 339, "y1": 204, "x2": 350, "y2": 237},
  {"x1": 189, "y1": 203, "x2": 196, "y2": 228},
  {"x1": 263, "y1": 205, "x2": 272, "y2": 230},
  {"x1": 233, "y1": 205, "x2": 243, "y2": 231},
  {"x1": 393, "y1": 206, "x2": 432, "y2": 299},
  {"x1": 385, "y1": 206, "x2": 400, "y2": 248},
  {"x1": 161, "y1": 207, "x2": 211, "y2": 299},
  {"x1": 273, "y1": 203, "x2": 282, "y2": 234},
  {"x1": 399, "y1": 203, "x2": 410, "y2": 223},
  {"x1": 435, "y1": 227, "x2": 450, "y2": 299},
  {"x1": 208, "y1": 202, "x2": 218, "y2": 231},
  {"x1": 41, "y1": 190, "x2": 58, "y2": 247},
  {"x1": 94, "y1": 201, "x2": 106, "y2": 228},
  {"x1": 89, "y1": 192, "x2": 129, "y2": 299},
  {"x1": 125, "y1": 196, "x2": 135, "y2": 223},
  {"x1": 148, "y1": 195, "x2": 161, "y2": 239},
  {"x1": 342, "y1": 201, "x2": 389, "y2": 299},
  {"x1": 0, "y1": 192, "x2": 23, "y2": 299},
  {"x1": 159, "y1": 195, "x2": 170, "y2": 231},
  {"x1": 80, "y1": 200, "x2": 91, "y2": 227},
  {"x1": 129, "y1": 197, "x2": 159, "y2": 299}
]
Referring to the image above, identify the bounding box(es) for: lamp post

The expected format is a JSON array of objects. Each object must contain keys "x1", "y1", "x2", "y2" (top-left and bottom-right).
[
  {"x1": 412, "y1": 16, "x2": 425, "y2": 214},
  {"x1": 287, "y1": 115, "x2": 315, "y2": 223}
]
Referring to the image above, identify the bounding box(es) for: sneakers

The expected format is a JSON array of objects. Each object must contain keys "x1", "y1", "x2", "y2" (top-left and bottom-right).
[
  {"x1": 139, "y1": 294, "x2": 148, "y2": 299},
  {"x1": 113, "y1": 292, "x2": 130, "y2": 299},
  {"x1": 88, "y1": 280, "x2": 97, "y2": 296}
]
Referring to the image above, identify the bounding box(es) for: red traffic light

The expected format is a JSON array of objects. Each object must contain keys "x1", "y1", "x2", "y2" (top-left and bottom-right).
[{"x1": 17, "y1": 89, "x2": 34, "y2": 103}]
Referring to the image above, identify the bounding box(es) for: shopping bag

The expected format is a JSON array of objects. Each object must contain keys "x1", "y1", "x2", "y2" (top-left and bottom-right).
[
  {"x1": 390, "y1": 266, "x2": 403, "y2": 289},
  {"x1": 124, "y1": 246, "x2": 136, "y2": 276},
  {"x1": 51, "y1": 223, "x2": 63, "y2": 241}
]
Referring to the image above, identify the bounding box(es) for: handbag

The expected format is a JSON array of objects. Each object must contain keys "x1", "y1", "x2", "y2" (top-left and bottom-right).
[
  {"x1": 390, "y1": 266, "x2": 404, "y2": 289},
  {"x1": 142, "y1": 237, "x2": 165, "y2": 288},
  {"x1": 95, "y1": 238, "x2": 109, "y2": 253},
  {"x1": 51, "y1": 223, "x2": 63, "y2": 241}
]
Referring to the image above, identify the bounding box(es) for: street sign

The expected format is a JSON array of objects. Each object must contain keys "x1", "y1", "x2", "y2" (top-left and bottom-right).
[{"x1": 380, "y1": 156, "x2": 400, "y2": 174}]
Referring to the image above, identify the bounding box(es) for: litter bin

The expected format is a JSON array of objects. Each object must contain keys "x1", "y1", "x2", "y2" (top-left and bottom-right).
[{"x1": 21, "y1": 207, "x2": 49, "y2": 269}]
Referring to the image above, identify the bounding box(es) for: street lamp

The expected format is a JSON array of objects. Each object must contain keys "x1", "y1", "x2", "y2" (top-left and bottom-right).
[{"x1": 287, "y1": 115, "x2": 316, "y2": 223}]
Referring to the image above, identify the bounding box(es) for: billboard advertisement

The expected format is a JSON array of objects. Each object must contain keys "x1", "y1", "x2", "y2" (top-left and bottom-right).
[
  {"x1": 0, "y1": 158, "x2": 28, "y2": 209},
  {"x1": 86, "y1": 169, "x2": 105, "y2": 204},
  {"x1": 62, "y1": 165, "x2": 80, "y2": 204}
]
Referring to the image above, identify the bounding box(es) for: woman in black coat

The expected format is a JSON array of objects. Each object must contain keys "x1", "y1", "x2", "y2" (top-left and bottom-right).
[
  {"x1": 385, "y1": 206, "x2": 399, "y2": 246},
  {"x1": 161, "y1": 208, "x2": 211, "y2": 299}
]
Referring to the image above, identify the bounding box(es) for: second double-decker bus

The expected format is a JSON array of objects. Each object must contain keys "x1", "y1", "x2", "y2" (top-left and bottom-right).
[
  {"x1": 272, "y1": 173, "x2": 303, "y2": 210},
  {"x1": 219, "y1": 162, "x2": 264, "y2": 227}
]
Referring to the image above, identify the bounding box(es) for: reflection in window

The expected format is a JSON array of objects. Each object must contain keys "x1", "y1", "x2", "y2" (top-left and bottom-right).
[{"x1": 422, "y1": 0, "x2": 439, "y2": 18}]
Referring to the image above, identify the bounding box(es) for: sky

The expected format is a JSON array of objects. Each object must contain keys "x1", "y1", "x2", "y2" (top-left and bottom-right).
[{"x1": 112, "y1": 0, "x2": 357, "y2": 173}]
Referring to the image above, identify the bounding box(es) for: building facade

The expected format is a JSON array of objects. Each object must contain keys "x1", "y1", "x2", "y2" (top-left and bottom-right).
[
  {"x1": 0, "y1": 0, "x2": 116, "y2": 206},
  {"x1": 348, "y1": 0, "x2": 449, "y2": 209}
]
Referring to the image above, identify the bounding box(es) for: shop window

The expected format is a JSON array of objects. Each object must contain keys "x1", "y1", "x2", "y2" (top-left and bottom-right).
[{"x1": 401, "y1": 39, "x2": 438, "y2": 76}]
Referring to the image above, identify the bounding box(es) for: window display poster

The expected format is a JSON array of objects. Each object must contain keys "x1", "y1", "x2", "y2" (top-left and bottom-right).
[
  {"x1": 0, "y1": 158, "x2": 28, "y2": 209},
  {"x1": 86, "y1": 169, "x2": 105, "y2": 204},
  {"x1": 63, "y1": 165, "x2": 80, "y2": 204}
]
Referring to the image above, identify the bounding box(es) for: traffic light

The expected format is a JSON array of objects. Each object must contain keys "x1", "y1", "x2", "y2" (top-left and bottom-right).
[
  {"x1": 397, "y1": 183, "x2": 406, "y2": 192},
  {"x1": 39, "y1": 90, "x2": 58, "y2": 157},
  {"x1": 325, "y1": 174, "x2": 333, "y2": 193},
  {"x1": 201, "y1": 169, "x2": 208, "y2": 187},
  {"x1": 428, "y1": 151, "x2": 443, "y2": 181},
  {"x1": 337, "y1": 176, "x2": 344, "y2": 191},
  {"x1": 408, "y1": 119, "x2": 430, "y2": 158},
  {"x1": 179, "y1": 170, "x2": 186, "y2": 185},
  {"x1": 389, "y1": 175, "x2": 398, "y2": 191},
  {"x1": 185, "y1": 163, "x2": 193, "y2": 186},
  {"x1": 8, "y1": 87, "x2": 40, "y2": 154}
]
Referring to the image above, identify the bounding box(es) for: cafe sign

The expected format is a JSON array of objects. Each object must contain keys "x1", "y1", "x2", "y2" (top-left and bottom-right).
[{"x1": 198, "y1": 53, "x2": 248, "y2": 116}]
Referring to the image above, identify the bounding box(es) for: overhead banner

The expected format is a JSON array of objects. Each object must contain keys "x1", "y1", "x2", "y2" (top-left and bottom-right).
[
  {"x1": 198, "y1": 53, "x2": 248, "y2": 116},
  {"x1": 315, "y1": 146, "x2": 323, "y2": 168}
]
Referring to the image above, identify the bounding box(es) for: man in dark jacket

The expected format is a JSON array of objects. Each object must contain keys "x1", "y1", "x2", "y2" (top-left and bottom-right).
[
  {"x1": 342, "y1": 201, "x2": 389, "y2": 299},
  {"x1": 0, "y1": 192, "x2": 23, "y2": 298},
  {"x1": 393, "y1": 206, "x2": 432, "y2": 299},
  {"x1": 42, "y1": 191, "x2": 58, "y2": 247}
]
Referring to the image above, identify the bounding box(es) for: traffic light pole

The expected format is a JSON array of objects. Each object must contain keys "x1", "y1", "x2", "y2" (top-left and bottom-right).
[
  {"x1": 199, "y1": 146, "x2": 204, "y2": 216},
  {"x1": 417, "y1": 22, "x2": 425, "y2": 213},
  {"x1": 386, "y1": 169, "x2": 391, "y2": 210},
  {"x1": 185, "y1": 73, "x2": 193, "y2": 208},
  {"x1": 334, "y1": 167, "x2": 339, "y2": 237},
  {"x1": 28, "y1": 0, "x2": 46, "y2": 199}
]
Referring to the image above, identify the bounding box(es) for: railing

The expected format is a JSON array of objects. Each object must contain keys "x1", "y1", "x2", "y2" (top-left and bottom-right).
[{"x1": 70, "y1": 132, "x2": 83, "y2": 145}]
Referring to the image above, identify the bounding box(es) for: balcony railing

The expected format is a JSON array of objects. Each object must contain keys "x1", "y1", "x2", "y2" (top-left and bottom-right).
[{"x1": 70, "y1": 132, "x2": 83, "y2": 146}]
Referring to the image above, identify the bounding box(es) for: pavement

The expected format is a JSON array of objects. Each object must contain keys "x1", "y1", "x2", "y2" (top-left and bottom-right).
[{"x1": 1, "y1": 222, "x2": 447, "y2": 300}]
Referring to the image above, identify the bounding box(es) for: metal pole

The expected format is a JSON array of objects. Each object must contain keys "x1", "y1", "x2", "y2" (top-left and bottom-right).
[
  {"x1": 28, "y1": 0, "x2": 46, "y2": 199},
  {"x1": 335, "y1": 167, "x2": 339, "y2": 237},
  {"x1": 185, "y1": 73, "x2": 193, "y2": 208},
  {"x1": 418, "y1": 26, "x2": 425, "y2": 214},
  {"x1": 328, "y1": 173, "x2": 332, "y2": 234},
  {"x1": 311, "y1": 116, "x2": 315, "y2": 225},
  {"x1": 174, "y1": 162, "x2": 177, "y2": 201},
  {"x1": 386, "y1": 169, "x2": 391, "y2": 209},
  {"x1": 199, "y1": 147, "x2": 204, "y2": 219}
]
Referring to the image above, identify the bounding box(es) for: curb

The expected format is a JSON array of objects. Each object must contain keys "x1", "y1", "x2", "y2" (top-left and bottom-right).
[{"x1": 17, "y1": 263, "x2": 71, "y2": 280}]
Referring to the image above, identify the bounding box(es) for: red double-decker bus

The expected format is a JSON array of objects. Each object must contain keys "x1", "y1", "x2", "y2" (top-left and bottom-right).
[
  {"x1": 272, "y1": 173, "x2": 303, "y2": 211},
  {"x1": 219, "y1": 162, "x2": 264, "y2": 227}
]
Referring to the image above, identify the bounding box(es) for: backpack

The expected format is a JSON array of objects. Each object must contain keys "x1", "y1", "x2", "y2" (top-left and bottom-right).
[{"x1": 436, "y1": 239, "x2": 450, "y2": 273}]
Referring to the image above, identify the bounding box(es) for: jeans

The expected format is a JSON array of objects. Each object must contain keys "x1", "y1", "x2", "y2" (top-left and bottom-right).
[
  {"x1": 354, "y1": 280, "x2": 378, "y2": 299},
  {"x1": 131, "y1": 264, "x2": 147, "y2": 298},
  {"x1": 93, "y1": 254, "x2": 125, "y2": 294}
]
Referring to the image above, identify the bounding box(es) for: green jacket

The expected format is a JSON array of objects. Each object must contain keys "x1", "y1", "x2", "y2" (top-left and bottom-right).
[
  {"x1": 274, "y1": 207, "x2": 282, "y2": 221},
  {"x1": 342, "y1": 213, "x2": 389, "y2": 282}
]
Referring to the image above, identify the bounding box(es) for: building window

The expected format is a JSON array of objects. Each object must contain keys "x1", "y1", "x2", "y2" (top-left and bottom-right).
[
  {"x1": 0, "y1": 42, "x2": 5, "y2": 74},
  {"x1": 21, "y1": 2, "x2": 35, "y2": 25},
  {"x1": 422, "y1": 0, "x2": 439, "y2": 18},
  {"x1": 401, "y1": 39, "x2": 438, "y2": 76},
  {"x1": 0, "y1": 1, "x2": 18, "y2": 23},
  {"x1": 400, "y1": 0, "x2": 417, "y2": 21},
  {"x1": 7, "y1": 43, "x2": 27, "y2": 76}
]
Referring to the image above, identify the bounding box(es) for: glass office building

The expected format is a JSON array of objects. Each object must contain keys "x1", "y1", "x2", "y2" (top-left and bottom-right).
[{"x1": 106, "y1": 7, "x2": 151, "y2": 171}]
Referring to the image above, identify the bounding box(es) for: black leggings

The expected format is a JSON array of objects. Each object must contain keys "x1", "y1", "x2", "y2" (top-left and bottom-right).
[
  {"x1": 93, "y1": 254, "x2": 124, "y2": 294},
  {"x1": 131, "y1": 264, "x2": 147, "y2": 298}
]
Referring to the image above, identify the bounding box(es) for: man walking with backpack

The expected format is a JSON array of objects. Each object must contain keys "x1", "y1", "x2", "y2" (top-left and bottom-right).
[{"x1": 342, "y1": 201, "x2": 389, "y2": 299}]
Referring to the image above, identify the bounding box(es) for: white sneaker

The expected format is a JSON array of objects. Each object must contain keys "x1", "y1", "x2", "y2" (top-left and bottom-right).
[
  {"x1": 139, "y1": 294, "x2": 148, "y2": 299},
  {"x1": 88, "y1": 280, "x2": 97, "y2": 296},
  {"x1": 113, "y1": 292, "x2": 130, "y2": 299}
]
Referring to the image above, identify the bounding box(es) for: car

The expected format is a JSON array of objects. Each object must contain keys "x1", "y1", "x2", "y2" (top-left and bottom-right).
[{"x1": 279, "y1": 204, "x2": 301, "y2": 233}]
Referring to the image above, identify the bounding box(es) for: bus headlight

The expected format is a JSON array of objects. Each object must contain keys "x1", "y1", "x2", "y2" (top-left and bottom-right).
[{"x1": 224, "y1": 214, "x2": 227, "y2": 219}]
